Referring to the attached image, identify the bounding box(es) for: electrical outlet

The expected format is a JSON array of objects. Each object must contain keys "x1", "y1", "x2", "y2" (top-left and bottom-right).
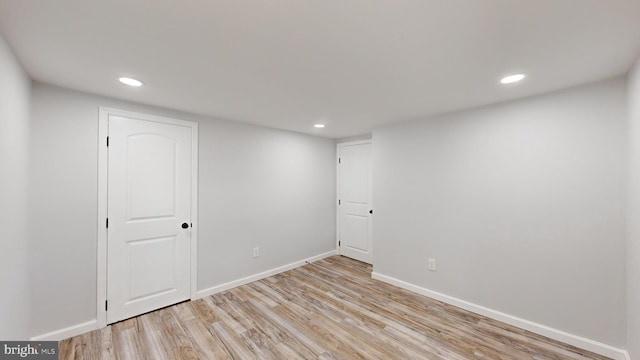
[
  {"x1": 253, "y1": 247, "x2": 260, "y2": 258},
  {"x1": 428, "y1": 258, "x2": 436, "y2": 272}
]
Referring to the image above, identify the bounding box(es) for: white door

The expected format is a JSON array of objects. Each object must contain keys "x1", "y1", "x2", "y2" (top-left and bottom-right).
[
  {"x1": 338, "y1": 141, "x2": 373, "y2": 264},
  {"x1": 107, "y1": 115, "x2": 193, "y2": 324}
]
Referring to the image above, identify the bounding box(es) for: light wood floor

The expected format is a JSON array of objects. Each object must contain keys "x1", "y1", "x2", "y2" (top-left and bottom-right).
[{"x1": 60, "y1": 256, "x2": 610, "y2": 360}]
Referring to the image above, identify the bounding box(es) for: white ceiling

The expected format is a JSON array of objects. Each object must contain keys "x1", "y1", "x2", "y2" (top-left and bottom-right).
[{"x1": 1, "y1": 1, "x2": 640, "y2": 138}]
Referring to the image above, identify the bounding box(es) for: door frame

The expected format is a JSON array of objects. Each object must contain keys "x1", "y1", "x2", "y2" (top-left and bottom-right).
[
  {"x1": 97, "y1": 107, "x2": 199, "y2": 328},
  {"x1": 336, "y1": 139, "x2": 372, "y2": 259}
]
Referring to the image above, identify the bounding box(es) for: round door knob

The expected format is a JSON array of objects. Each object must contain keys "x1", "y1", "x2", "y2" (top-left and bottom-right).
[{"x1": 181, "y1": 223, "x2": 189, "y2": 229}]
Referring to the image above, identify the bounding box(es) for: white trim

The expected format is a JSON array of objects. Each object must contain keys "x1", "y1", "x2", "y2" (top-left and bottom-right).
[
  {"x1": 336, "y1": 144, "x2": 341, "y2": 254},
  {"x1": 371, "y1": 272, "x2": 628, "y2": 360},
  {"x1": 190, "y1": 120, "x2": 199, "y2": 300},
  {"x1": 32, "y1": 251, "x2": 335, "y2": 341},
  {"x1": 624, "y1": 350, "x2": 631, "y2": 360},
  {"x1": 31, "y1": 320, "x2": 98, "y2": 342},
  {"x1": 195, "y1": 250, "x2": 337, "y2": 299},
  {"x1": 336, "y1": 139, "x2": 373, "y2": 259},
  {"x1": 97, "y1": 107, "x2": 199, "y2": 329},
  {"x1": 97, "y1": 108, "x2": 108, "y2": 329}
]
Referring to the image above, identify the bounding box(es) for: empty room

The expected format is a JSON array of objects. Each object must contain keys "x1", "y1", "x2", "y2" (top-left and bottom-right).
[{"x1": 1, "y1": 1, "x2": 640, "y2": 359}]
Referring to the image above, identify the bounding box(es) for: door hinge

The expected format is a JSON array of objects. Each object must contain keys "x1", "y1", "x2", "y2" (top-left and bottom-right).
[
  {"x1": 106, "y1": 218, "x2": 109, "y2": 228},
  {"x1": 338, "y1": 241, "x2": 341, "y2": 247},
  {"x1": 105, "y1": 300, "x2": 108, "y2": 311},
  {"x1": 338, "y1": 157, "x2": 341, "y2": 164},
  {"x1": 106, "y1": 136, "x2": 109, "y2": 147},
  {"x1": 338, "y1": 199, "x2": 341, "y2": 205}
]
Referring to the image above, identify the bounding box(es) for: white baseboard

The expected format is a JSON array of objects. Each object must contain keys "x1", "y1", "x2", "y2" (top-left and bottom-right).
[
  {"x1": 195, "y1": 250, "x2": 337, "y2": 299},
  {"x1": 371, "y1": 272, "x2": 628, "y2": 360},
  {"x1": 29, "y1": 250, "x2": 336, "y2": 342},
  {"x1": 31, "y1": 320, "x2": 98, "y2": 342}
]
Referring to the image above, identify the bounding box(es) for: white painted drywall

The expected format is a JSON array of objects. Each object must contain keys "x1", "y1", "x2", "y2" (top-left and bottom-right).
[
  {"x1": 197, "y1": 117, "x2": 336, "y2": 289},
  {"x1": 335, "y1": 133, "x2": 372, "y2": 144},
  {"x1": 29, "y1": 83, "x2": 335, "y2": 337},
  {"x1": 627, "y1": 55, "x2": 640, "y2": 359},
  {"x1": 0, "y1": 34, "x2": 31, "y2": 339},
  {"x1": 372, "y1": 78, "x2": 627, "y2": 347}
]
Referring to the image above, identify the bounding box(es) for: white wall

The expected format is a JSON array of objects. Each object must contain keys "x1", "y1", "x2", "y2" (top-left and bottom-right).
[
  {"x1": 335, "y1": 133, "x2": 372, "y2": 144},
  {"x1": 373, "y1": 78, "x2": 627, "y2": 347},
  {"x1": 197, "y1": 117, "x2": 336, "y2": 289},
  {"x1": 628, "y1": 55, "x2": 640, "y2": 359},
  {"x1": 29, "y1": 83, "x2": 336, "y2": 337},
  {"x1": 0, "y1": 34, "x2": 31, "y2": 339}
]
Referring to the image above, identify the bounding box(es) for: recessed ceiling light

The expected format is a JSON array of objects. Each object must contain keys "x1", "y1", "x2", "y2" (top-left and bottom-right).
[
  {"x1": 500, "y1": 74, "x2": 526, "y2": 84},
  {"x1": 314, "y1": 124, "x2": 326, "y2": 128},
  {"x1": 118, "y1": 77, "x2": 143, "y2": 87}
]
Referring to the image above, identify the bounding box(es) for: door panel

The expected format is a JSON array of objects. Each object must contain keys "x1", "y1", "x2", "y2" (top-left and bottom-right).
[
  {"x1": 128, "y1": 236, "x2": 176, "y2": 301},
  {"x1": 126, "y1": 134, "x2": 177, "y2": 220},
  {"x1": 107, "y1": 115, "x2": 192, "y2": 324},
  {"x1": 338, "y1": 142, "x2": 373, "y2": 264},
  {"x1": 345, "y1": 214, "x2": 368, "y2": 250}
]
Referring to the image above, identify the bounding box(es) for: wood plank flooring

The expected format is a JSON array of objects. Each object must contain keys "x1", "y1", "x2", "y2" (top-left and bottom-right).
[{"x1": 60, "y1": 256, "x2": 610, "y2": 360}]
